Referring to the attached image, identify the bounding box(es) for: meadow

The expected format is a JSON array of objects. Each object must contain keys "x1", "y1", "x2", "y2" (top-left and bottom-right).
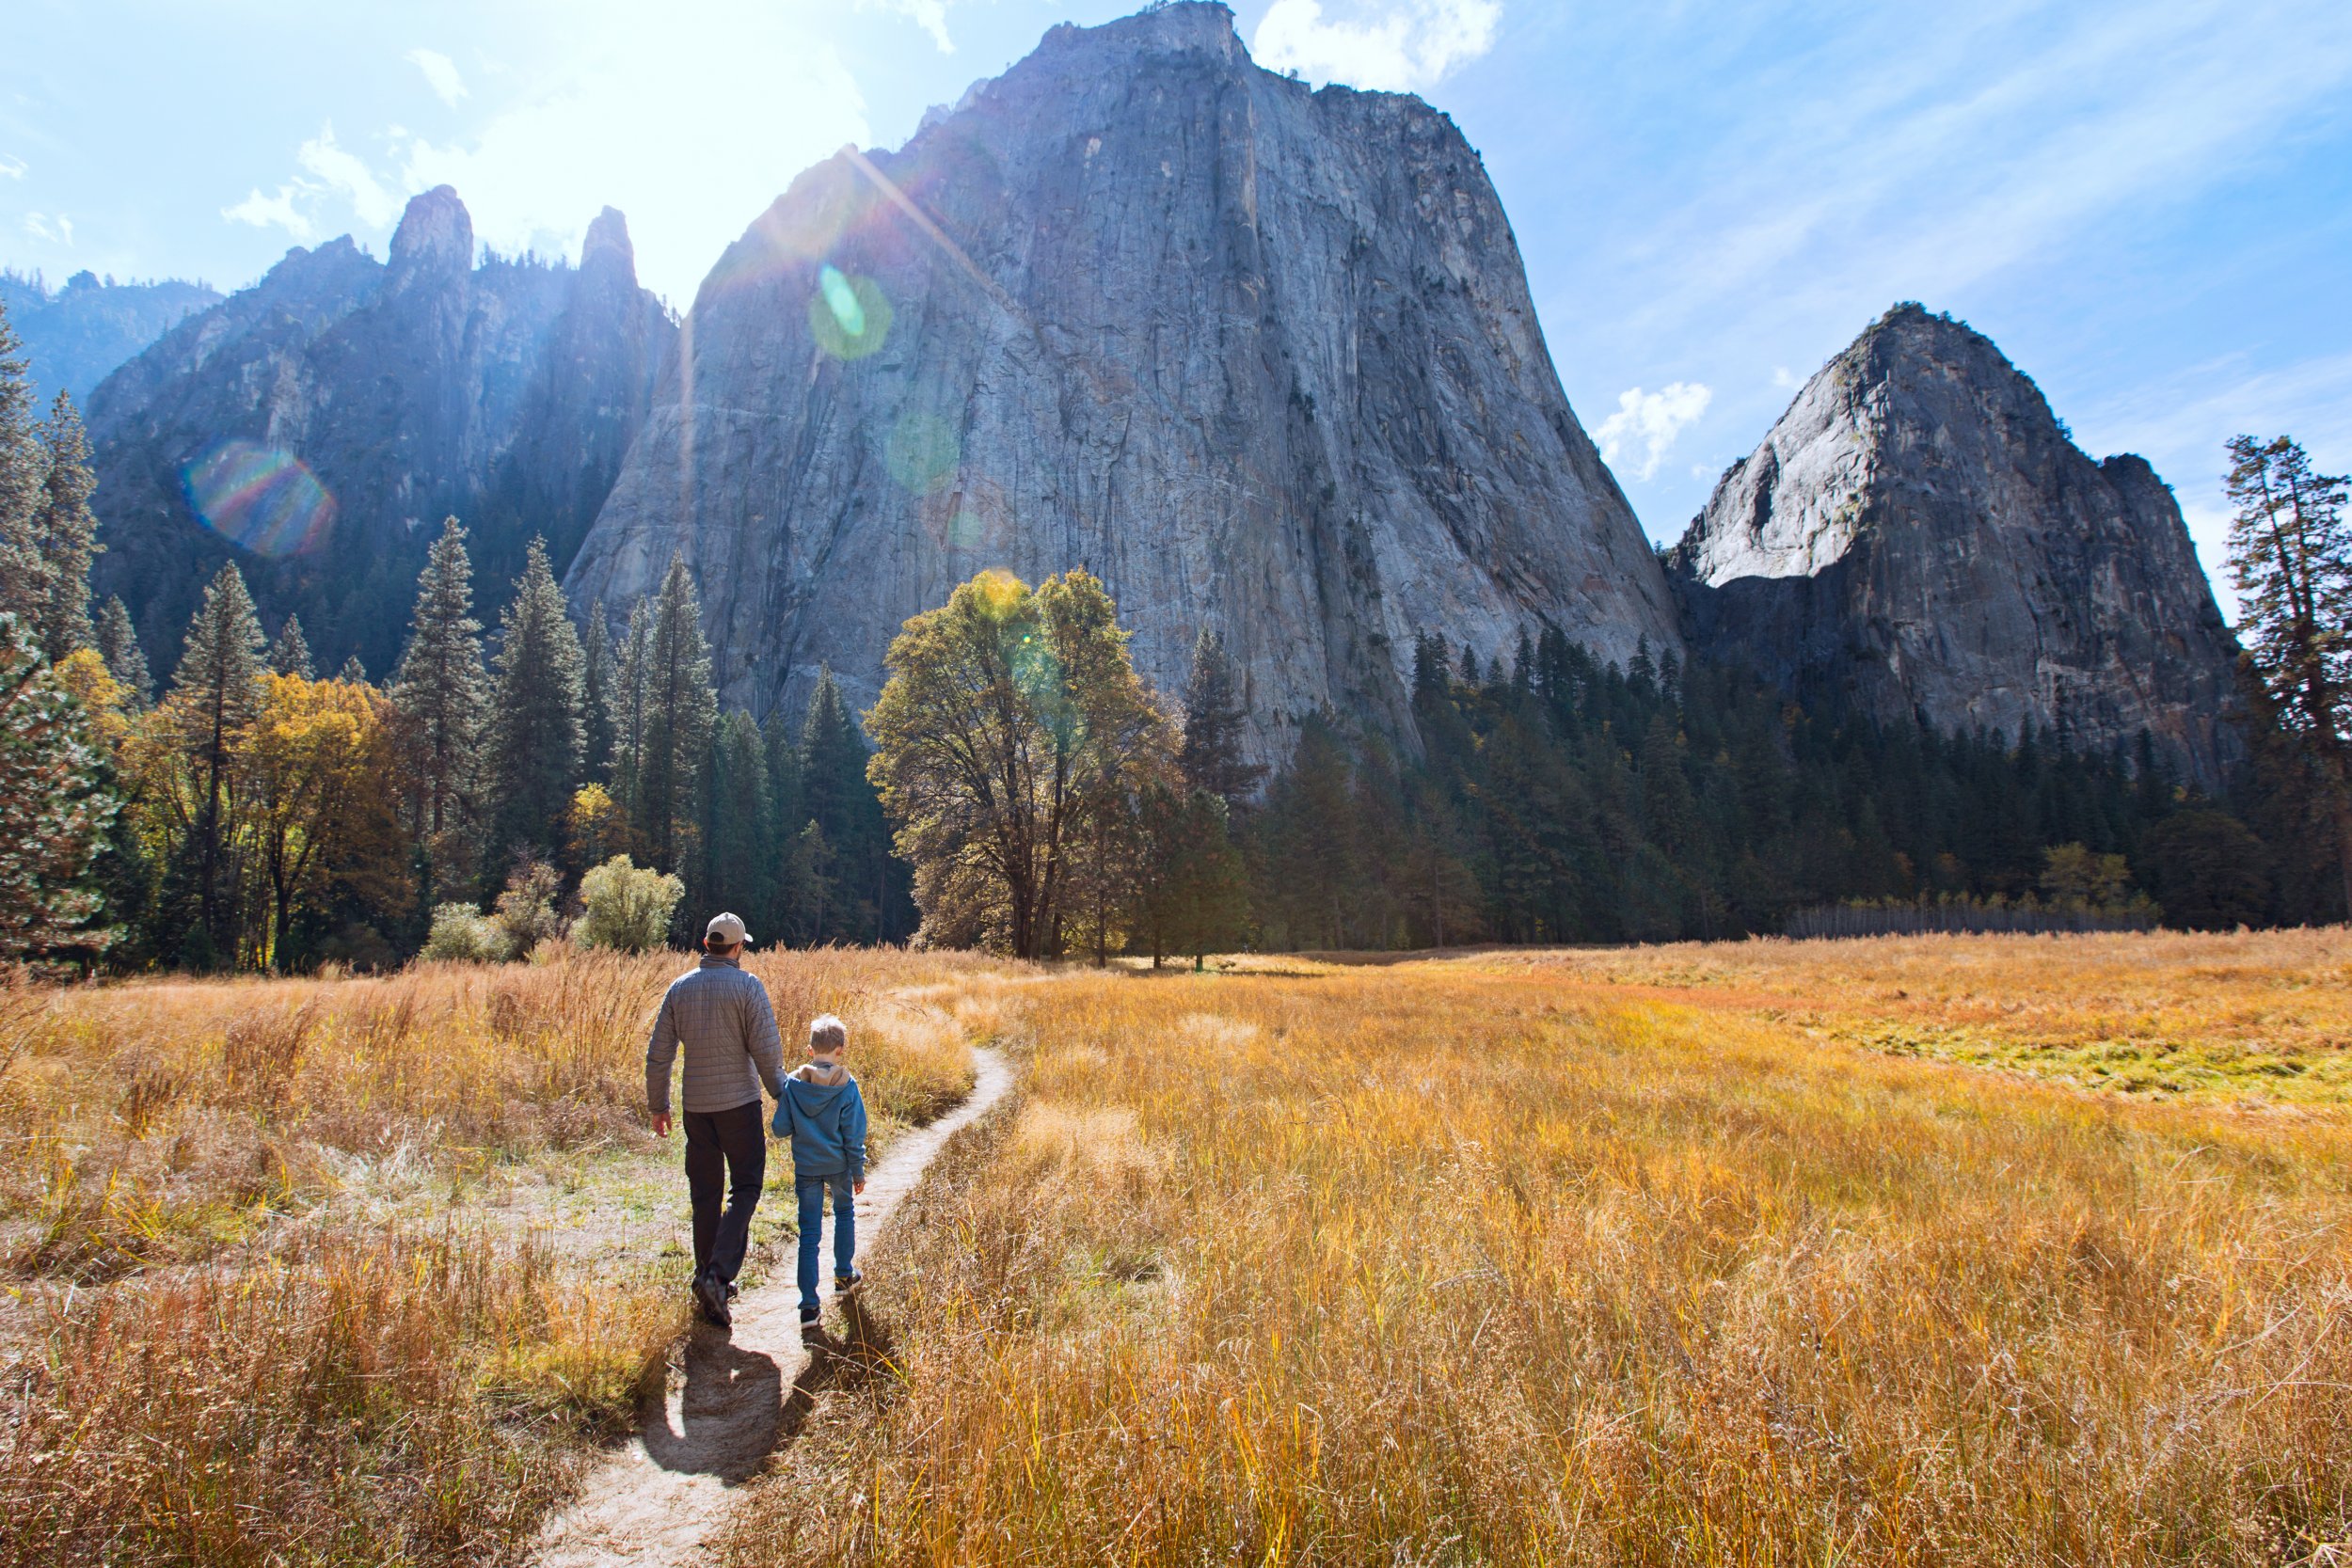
[
  {"x1": 728, "y1": 931, "x2": 2352, "y2": 1567},
  {"x1": 0, "y1": 944, "x2": 984, "y2": 1564},
  {"x1": 4, "y1": 928, "x2": 2348, "y2": 1565}
]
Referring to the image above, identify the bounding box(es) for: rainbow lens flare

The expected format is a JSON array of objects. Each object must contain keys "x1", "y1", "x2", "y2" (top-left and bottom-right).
[
  {"x1": 885, "y1": 412, "x2": 961, "y2": 495},
  {"x1": 181, "y1": 439, "x2": 335, "y2": 557},
  {"x1": 809, "y1": 263, "x2": 892, "y2": 360}
]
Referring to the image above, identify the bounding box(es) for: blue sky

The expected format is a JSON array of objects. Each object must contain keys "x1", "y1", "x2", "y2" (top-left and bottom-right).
[{"x1": 5, "y1": 0, "x2": 2349, "y2": 608}]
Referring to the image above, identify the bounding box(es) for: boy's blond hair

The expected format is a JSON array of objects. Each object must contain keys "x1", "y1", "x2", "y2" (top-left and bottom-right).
[{"x1": 808, "y1": 1014, "x2": 848, "y2": 1054}]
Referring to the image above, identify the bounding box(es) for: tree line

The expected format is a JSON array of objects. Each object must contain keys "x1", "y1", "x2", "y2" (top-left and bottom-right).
[
  {"x1": 854, "y1": 443, "x2": 2348, "y2": 958},
  {"x1": 3, "y1": 283, "x2": 2346, "y2": 969}
]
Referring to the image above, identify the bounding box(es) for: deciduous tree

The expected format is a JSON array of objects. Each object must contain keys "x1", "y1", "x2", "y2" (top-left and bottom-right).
[{"x1": 866, "y1": 568, "x2": 1174, "y2": 958}]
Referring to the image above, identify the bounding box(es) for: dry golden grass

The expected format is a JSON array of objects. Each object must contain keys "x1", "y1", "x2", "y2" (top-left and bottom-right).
[
  {"x1": 0, "y1": 942, "x2": 991, "y2": 1567},
  {"x1": 723, "y1": 939, "x2": 2352, "y2": 1567},
  {"x1": 1482, "y1": 927, "x2": 2352, "y2": 1102}
]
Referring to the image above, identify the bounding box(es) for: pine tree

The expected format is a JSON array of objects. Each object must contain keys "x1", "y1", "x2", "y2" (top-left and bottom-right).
[
  {"x1": 1178, "y1": 626, "x2": 1266, "y2": 808},
  {"x1": 31, "y1": 391, "x2": 99, "y2": 660},
  {"x1": 336, "y1": 653, "x2": 369, "y2": 685},
  {"x1": 609, "y1": 598, "x2": 654, "y2": 833},
  {"x1": 95, "y1": 595, "x2": 153, "y2": 709},
  {"x1": 760, "y1": 705, "x2": 805, "y2": 940},
  {"x1": 704, "y1": 708, "x2": 771, "y2": 933},
  {"x1": 2226, "y1": 434, "x2": 2352, "y2": 915},
  {"x1": 634, "y1": 553, "x2": 716, "y2": 881},
  {"x1": 801, "y1": 668, "x2": 883, "y2": 942},
  {"x1": 580, "y1": 598, "x2": 618, "y2": 784},
  {"x1": 166, "y1": 563, "x2": 266, "y2": 965},
  {"x1": 485, "y1": 536, "x2": 587, "y2": 863},
  {"x1": 0, "y1": 612, "x2": 120, "y2": 967},
  {"x1": 269, "y1": 613, "x2": 315, "y2": 678},
  {"x1": 389, "y1": 516, "x2": 489, "y2": 889},
  {"x1": 0, "y1": 302, "x2": 48, "y2": 626}
]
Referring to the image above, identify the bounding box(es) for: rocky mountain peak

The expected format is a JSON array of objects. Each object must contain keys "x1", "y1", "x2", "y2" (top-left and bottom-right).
[
  {"x1": 388, "y1": 185, "x2": 473, "y2": 280},
  {"x1": 564, "y1": 5, "x2": 1676, "y2": 757},
  {"x1": 580, "y1": 207, "x2": 636, "y2": 277},
  {"x1": 1037, "y1": 1, "x2": 1242, "y2": 61},
  {"x1": 87, "y1": 184, "x2": 674, "y2": 676},
  {"x1": 1669, "y1": 303, "x2": 2241, "y2": 784}
]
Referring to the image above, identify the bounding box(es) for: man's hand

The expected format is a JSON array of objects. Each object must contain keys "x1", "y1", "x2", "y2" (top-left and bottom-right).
[{"x1": 652, "y1": 1112, "x2": 672, "y2": 1138}]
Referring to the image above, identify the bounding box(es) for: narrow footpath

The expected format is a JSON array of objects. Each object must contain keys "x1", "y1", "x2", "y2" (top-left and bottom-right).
[{"x1": 531, "y1": 1044, "x2": 1014, "y2": 1568}]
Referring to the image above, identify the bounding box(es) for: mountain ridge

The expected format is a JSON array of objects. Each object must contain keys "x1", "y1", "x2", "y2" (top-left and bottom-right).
[
  {"x1": 85, "y1": 189, "x2": 675, "y2": 675},
  {"x1": 1666, "y1": 302, "x2": 2242, "y2": 785}
]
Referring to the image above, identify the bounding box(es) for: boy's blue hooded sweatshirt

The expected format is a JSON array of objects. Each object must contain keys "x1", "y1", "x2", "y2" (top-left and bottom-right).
[{"x1": 773, "y1": 1060, "x2": 867, "y2": 1182}]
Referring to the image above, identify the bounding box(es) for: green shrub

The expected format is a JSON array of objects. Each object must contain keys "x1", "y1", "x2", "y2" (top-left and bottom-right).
[
  {"x1": 573, "y1": 856, "x2": 682, "y2": 954},
  {"x1": 421, "y1": 902, "x2": 501, "y2": 962},
  {"x1": 491, "y1": 861, "x2": 566, "y2": 958}
]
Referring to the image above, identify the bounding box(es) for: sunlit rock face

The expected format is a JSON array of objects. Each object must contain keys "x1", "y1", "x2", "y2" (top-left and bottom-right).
[
  {"x1": 1668, "y1": 305, "x2": 2242, "y2": 786},
  {"x1": 87, "y1": 189, "x2": 674, "y2": 677},
  {"x1": 564, "y1": 1, "x2": 1678, "y2": 757}
]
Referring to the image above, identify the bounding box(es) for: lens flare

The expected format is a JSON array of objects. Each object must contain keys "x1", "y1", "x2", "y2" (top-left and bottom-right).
[
  {"x1": 181, "y1": 439, "x2": 335, "y2": 557},
  {"x1": 819, "y1": 264, "x2": 864, "y2": 335},
  {"x1": 809, "y1": 263, "x2": 892, "y2": 360},
  {"x1": 885, "y1": 413, "x2": 961, "y2": 495}
]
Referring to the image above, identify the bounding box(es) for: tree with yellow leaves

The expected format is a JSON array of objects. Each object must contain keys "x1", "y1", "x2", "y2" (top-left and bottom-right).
[
  {"x1": 246, "y1": 672, "x2": 410, "y2": 970},
  {"x1": 866, "y1": 568, "x2": 1173, "y2": 958}
]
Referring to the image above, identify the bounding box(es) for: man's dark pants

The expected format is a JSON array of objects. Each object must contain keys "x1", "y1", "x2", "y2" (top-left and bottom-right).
[{"x1": 683, "y1": 1101, "x2": 765, "y2": 1284}]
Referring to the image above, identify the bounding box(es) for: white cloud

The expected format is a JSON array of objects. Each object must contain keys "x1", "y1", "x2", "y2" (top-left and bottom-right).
[
  {"x1": 0, "y1": 154, "x2": 25, "y2": 181},
  {"x1": 219, "y1": 123, "x2": 395, "y2": 242},
  {"x1": 1772, "y1": 365, "x2": 1799, "y2": 390},
  {"x1": 297, "y1": 123, "x2": 401, "y2": 229},
  {"x1": 222, "y1": 183, "x2": 314, "y2": 238},
  {"x1": 862, "y1": 0, "x2": 955, "y2": 54},
  {"x1": 406, "y1": 48, "x2": 469, "y2": 108},
  {"x1": 1596, "y1": 381, "x2": 1712, "y2": 481},
  {"x1": 23, "y1": 212, "x2": 72, "y2": 245},
  {"x1": 1253, "y1": 0, "x2": 1502, "y2": 91}
]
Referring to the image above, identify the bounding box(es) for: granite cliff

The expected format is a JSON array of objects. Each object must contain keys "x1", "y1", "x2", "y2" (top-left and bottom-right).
[
  {"x1": 87, "y1": 190, "x2": 674, "y2": 675},
  {"x1": 1668, "y1": 305, "x2": 2241, "y2": 786},
  {"x1": 564, "y1": 2, "x2": 1678, "y2": 757}
]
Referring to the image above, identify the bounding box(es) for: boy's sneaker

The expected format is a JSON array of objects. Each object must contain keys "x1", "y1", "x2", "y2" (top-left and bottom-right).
[
  {"x1": 798, "y1": 1304, "x2": 821, "y2": 1330},
  {"x1": 692, "y1": 1270, "x2": 732, "y2": 1328},
  {"x1": 834, "y1": 1269, "x2": 864, "y2": 1295}
]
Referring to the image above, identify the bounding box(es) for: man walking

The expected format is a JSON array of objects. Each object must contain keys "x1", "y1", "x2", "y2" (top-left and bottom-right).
[{"x1": 645, "y1": 911, "x2": 786, "y2": 1328}]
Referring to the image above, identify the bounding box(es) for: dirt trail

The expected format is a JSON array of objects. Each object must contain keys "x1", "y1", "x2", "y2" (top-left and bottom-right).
[{"x1": 530, "y1": 1044, "x2": 1012, "y2": 1568}]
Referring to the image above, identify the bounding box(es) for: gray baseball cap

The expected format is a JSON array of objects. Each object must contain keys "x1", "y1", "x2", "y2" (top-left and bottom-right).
[{"x1": 706, "y1": 911, "x2": 753, "y2": 945}]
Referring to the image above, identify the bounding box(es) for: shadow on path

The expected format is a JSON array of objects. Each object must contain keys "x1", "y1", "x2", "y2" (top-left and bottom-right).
[{"x1": 638, "y1": 1294, "x2": 906, "y2": 1485}]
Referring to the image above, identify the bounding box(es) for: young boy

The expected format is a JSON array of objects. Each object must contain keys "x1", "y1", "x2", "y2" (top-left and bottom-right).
[{"x1": 772, "y1": 1013, "x2": 869, "y2": 1329}]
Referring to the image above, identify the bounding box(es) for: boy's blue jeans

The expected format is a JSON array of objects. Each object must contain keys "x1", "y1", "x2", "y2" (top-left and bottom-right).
[{"x1": 795, "y1": 1173, "x2": 856, "y2": 1310}]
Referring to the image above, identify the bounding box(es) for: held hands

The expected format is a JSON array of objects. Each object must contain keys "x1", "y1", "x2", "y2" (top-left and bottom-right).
[{"x1": 652, "y1": 1112, "x2": 672, "y2": 1138}]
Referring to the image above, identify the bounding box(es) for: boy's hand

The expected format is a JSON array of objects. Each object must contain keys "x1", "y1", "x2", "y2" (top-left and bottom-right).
[
  {"x1": 854, "y1": 1180, "x2": 866, "y2": 1196},
  {"x1": 652, "y1": 1112, "x2": 671, "y2": 1138}
]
